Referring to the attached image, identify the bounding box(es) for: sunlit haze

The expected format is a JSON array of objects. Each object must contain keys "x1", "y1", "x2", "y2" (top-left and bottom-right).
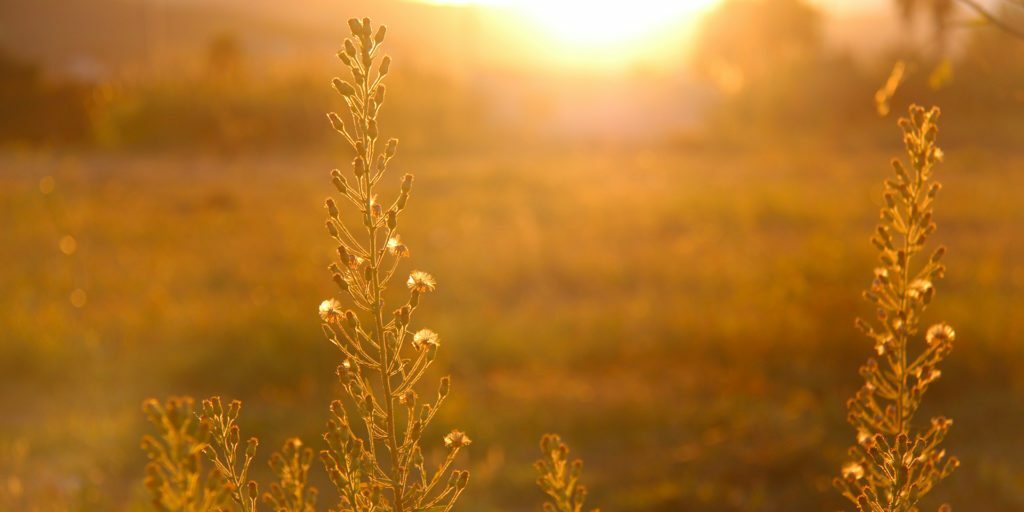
[{"x1": 413, "y1": 0, "x2": 722, "y2": 66}]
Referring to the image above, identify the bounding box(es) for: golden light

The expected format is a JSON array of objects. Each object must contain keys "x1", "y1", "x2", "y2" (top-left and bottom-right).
[
  {"x1": 415, "y1": 0, "x2": 721, "y2": 66},
  {"x1": 521, "y1": 1, "x2": 715, "y2": 47}
]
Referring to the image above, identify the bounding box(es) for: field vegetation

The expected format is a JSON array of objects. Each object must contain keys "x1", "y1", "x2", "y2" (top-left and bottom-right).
[{"x1": 2, "y1": 1, "x2": 1024, "y2": 511}]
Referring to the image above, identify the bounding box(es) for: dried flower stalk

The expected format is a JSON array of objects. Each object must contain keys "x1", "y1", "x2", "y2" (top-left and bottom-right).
[
  {"x1": 835, "y1": 105, "x2": 959, "y2": 512},
  {"x1": 141, "y1": 17, "x2": 468, "y2": 512},
  {"x1": 318, "y1": 16, "x2": 470, "y2": 512},
  {"x1": 535, "y1": 434, "x2": 598, "y2": 512},
  {"x1": 141, "y1": 397, "x2": 232, "y2": 512}
]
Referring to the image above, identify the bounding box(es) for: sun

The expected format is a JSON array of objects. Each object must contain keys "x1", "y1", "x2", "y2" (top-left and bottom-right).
[
  {"x1": 415, "y1": 0, "x2": 719, "y2": 63},
  {"x1": 517, "y1": 1, "x2": 715, "y2": 47}
]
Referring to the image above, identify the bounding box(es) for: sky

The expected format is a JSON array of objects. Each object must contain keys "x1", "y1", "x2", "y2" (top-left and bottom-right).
[{"x1": 399, "y1": 0, "x2": 904, "y2": 69}]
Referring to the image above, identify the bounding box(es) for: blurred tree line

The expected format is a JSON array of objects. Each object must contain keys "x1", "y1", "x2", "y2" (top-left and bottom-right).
[
  {"x1": 1, "y1": 1, "x2": 1022, "y2": 151},
  {"x1": 0, "y1": 33, "x2": 490, "y2": 153},
  {"x1": 0, "y1": 51, "x2": 93, "y2": 146},
  {"x1": 692, "y1": 0, "x2": 1024, "y2": 143}
]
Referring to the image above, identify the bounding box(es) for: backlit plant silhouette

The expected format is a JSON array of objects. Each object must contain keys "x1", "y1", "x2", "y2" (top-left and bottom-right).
[
  {"x1": 535, "y1": 434, "x2": 598, "y2": 512},
  {"x1": 142, "y1": 17, "x2": 471, "y2": 512},
  {"x1": 834, "y1": 105, "x2": 959, "y2": 512},
  {"x1": 319, "y1": 15, "x2": 470, "y2": 512}
]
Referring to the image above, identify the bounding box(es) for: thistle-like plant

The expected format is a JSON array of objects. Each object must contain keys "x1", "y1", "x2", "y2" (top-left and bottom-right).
[
  {"x1": 141, "y1": 18, "x2": 469, "y2": 512},
  {"x1": 834, "y1": 105, "x2": 959, "y2": 512},
  {"x1": 319, "y1": 16, "x2": 470, "y2": 512},
  {"x1": 535, "y1": 435, "x2": 598, "y2": 512}
]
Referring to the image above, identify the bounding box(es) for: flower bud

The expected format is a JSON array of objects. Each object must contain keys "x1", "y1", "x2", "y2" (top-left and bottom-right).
[
  {"x1": 332, "y1": 171, "x2": 347, "y2": 193},
  {"x1": 439, "y1": 376, "x2": 450, "y2": 398},
  {"x1": 327, "y1": 112, "x2": 345, "y2": 133},
  {"x1": 347, "y1": 19, "x2": 362, "y2": 36},
  {"x1": 333, "y1": 78, "x2": 355, "y2": 97},
  {"x1": 227, "y1": 400, "x2": 241, "y2": 420},
  {"x1": 332, "y1": 273, "x2": 348, "y2": 291}
]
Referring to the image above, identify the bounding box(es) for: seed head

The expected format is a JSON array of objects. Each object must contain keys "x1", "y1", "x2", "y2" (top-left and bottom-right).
[
  {"x1": 387, "y1": 236, "x2": 410, "y2": 258},
  {"x1": 926, "y1": 323, "x2": 955, "y2": 346},
  {"x1": 336, "y1": 359, "x2": 353, "y2": 380},
  {"x1": 399, "y1": 390, "x2": 416, "y2": 406},
  {"x1": 319, "y1": 298, "x2": 344, "y2": 323},
  {"x1": 407, "y1": 271, "x2": 436, "y2": 293},
  {"x1": 369, "y1": 196, "x2": 383, "y2": 217},
  {"x1": 412, "y1": 329, "x2": 440, "y2": 351},
  {"x1": 842, "y1": 461, "x2": 865, "y2": 481},
  {"x1": 908, "y1": 279, "x2": 933, "y2": 300},
  {"x1": 444, "y1": 430, "x2": 471, "y2": 449}
]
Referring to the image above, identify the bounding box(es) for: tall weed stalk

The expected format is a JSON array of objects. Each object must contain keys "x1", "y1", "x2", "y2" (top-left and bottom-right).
[
  {"x1": 142, "y1": 18, "x2": 471, "y2": 512},
  {"x1": 835, "y1": 105, "x2": 959, "y2": 512}
]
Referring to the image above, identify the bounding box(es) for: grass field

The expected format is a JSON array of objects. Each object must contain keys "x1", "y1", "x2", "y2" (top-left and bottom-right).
[{"x1": 2, "y1": 140, "x2": 1024, "y2": 511}]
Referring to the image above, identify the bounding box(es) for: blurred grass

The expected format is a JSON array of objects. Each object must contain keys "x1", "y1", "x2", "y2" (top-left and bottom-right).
[{"x1": 2, "y1": 139, "x2": 1024, "y2": 511}]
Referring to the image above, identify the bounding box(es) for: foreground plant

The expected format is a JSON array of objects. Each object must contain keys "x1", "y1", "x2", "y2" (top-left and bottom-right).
[
  {"x1": 141, "y1": 397, "x2": 231, "y2": 512},
  {"x1": 535, "y1": 435, "x2": 598, "y2": 512},
  {"x1": 319, "y1": 15, "x2": 470, "y2": 512},
  {"x1": 835, "y1": 105, "x2": 959, "y2": 512},
  {"x1": 142, "y1": 17, "x2": 470, "y2": 512}
]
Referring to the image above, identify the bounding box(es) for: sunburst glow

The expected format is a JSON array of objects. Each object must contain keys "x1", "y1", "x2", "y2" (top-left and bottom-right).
[{"x1": 415, "y1": 0, "x2": 720, "y2": 63}]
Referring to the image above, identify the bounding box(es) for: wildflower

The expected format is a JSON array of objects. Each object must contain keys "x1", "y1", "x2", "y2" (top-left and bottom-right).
[
  {"x1": 387, "y1": 236, "x2": 409, "y2": 258},
  {"x1": 926, "y1": 323, "x2": 955, "y2": 346},
  {"x1": 916, "y1": 367, "x2": 942, "y2": 386},
  {"x1": 399, "y1": 390, "x2": 416, "y2": 406},
  {"x1": 842, "y1": 461, "x2": 865, "y2": 481},
  {"x1": 143, "y1": 20, "x2": 470, "y2": 512},
  {"x1": 908, "y1": 279, "x2": 934, "y2": 300},
  {"x1": 872, "y1": 267, "x2": 889, "y2": 285},
  {"x1": 319, "y1": 298, "x2": 344, "y2": 323},
  {"x1": 338, "y1": 246, "x2": 364, "y2": 269},
  {"x1": 836, "y1": 106, "x2": 956, "y2": 511},
  {"x1": 873, "y1": 334, "x2": 893, "y2": 356},
  {"x1": 407, "y1": 270, "x2": 436, "y2": 293},
  {"x1": 336, "y1": 359, "x2": 353, "y2": 380},
  {"x1": 444, "y1": 430, "x2": 471, "y2": 449},
  {"x1": 412, "y1": 329, "x2": 440, "y2": 350},
  {"x1": 535, "y1": 434, "x2": 594, "y2": 512},
  {"x1": 369, "y1": 196, "x2": 383, "y2": 218},
  {"x1": 856, "y1": 428, "x2": 874, "y2": 447}
]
